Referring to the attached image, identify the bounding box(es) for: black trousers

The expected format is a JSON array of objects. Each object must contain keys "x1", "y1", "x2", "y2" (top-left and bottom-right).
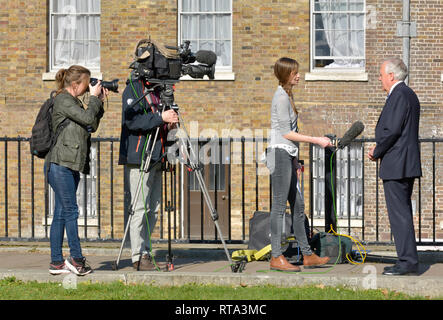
[{"x1": 383, "y1": 178, "x2": 419, "y2": 271}]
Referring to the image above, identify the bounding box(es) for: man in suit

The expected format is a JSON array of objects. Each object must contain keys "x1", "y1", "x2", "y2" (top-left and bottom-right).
[{"x1": 368, "y1": 57, "x2": 422, "y2": 276}]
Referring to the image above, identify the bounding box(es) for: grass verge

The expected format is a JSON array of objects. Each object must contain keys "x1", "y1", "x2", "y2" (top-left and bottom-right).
[{"x1": 0, "y1": 276, "x2": 433, "y2": 300}]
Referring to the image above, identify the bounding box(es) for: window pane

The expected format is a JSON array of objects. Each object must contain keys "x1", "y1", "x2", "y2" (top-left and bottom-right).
[
  {"x1": 331, "y1": 0, "x2": 348, "y2": 12},
  {"x1": 215, "y1": 40, "x2": 231, "y2": 66},
  {"x1": 315, "y1": 13, "x2": 325, "y2": 30},
  {"x1": 215, "y1": 14, "x2": 230, "y2": 39},
  {"x1": 200, "y1": 14, "x2": 214, "y2": 39},
  {"x1": 328, "y1": 13, "x2": 348, "y2": 30},
  {"x1": 349, "y1": 1, "x2": 365, "y2": 11},
  {"x1": 350, "y1": 13, "x2": 365, "y2": 30},
  {"x1": 54, "y1": 40, "x2": 70, "y2": 66},
  {"x1": 200, "y1": 40, "x2": 214, "y2": 51},
  {"x1": 182, "y1": 15, "x2": 199, "y2": 40},
  {"x1": 70, "y1": 41, "x2": 86, "y2": 65},
  {"x1": 314, "y1": 0, "x2": 328, "y2": 11},
  {"x1": 216, "y1": 0, "x2": 230, "y2": 11},
  {"x1": 86, "y1": 41, "x2": 100, "y2": 68},
  {"x1": 182, "y1": 0, "x2": 197, "y2": 12},
  {"x1": 350, "y1": 30, "x2": 365, "y2": 56},
  {"x1": 315, "y1": 31, "x2": 330, "y2": 56},
  {"x1": 90, "y1": 0, "x2": 101, "y2": 12},
  {"x1": 199, "y1": 0, "x2": 214, "y2": 12}
]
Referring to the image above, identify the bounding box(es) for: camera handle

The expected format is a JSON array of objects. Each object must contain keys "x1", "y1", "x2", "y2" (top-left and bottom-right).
[{"x1": 174, "y1": 109, "x2": 234, "y2": 269}]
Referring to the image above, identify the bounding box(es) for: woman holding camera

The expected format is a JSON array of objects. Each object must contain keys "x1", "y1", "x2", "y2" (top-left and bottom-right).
[
  {"x1": 267, "y1": 57, "x2": 331, "y2": 272},
  {"x1": 46, "y1": 65, "x2": 107, "y2": 276}
]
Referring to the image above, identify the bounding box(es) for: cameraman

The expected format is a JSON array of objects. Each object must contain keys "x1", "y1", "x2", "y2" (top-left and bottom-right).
[{"x1": 118, "y1": 73, "x2": 178, "y2": 271}]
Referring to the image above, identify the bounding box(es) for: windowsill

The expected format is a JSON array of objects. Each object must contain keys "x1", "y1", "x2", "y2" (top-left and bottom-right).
[
  {"x1": 305, "y1": 71, "x2": 368, "y2": 82},
  {"x1": 180, "y1": 70, "x2": 235, "y2": 81},
  {"x1": 42, "y1": 71, "x2": 103, "y2": 81}
]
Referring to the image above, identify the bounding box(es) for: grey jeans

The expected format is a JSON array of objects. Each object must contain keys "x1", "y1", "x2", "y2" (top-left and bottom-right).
[
  {"x1": 125, "y1": 163, "x2": 162, "y2": 263},
  {"x1": 267, "y1": 148, "x2": 312, "y2": 258}
]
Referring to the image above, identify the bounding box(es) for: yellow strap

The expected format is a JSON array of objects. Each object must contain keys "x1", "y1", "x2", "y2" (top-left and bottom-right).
[
  {"x1": 231, "y1": 250, "x2": 257, "y2": 262},
  {"x1": 253, "y1": 244, "x2": 272, "y2": 261}
]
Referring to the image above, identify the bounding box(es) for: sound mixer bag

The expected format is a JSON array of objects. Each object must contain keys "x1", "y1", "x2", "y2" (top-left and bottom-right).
[{"x1": 309, "y1": 232, "x2": 353, "y2": 264}]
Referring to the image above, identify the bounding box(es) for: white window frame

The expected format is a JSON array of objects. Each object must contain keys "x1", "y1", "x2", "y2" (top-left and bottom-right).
[
  {"x1": 178, "y1": 0, "x2": 235, "y2": 81},
  {"x1": 306, "y1": 0, "x2": 368, "y2": 81},
  {"x1": 43, "y1": 0, "x2": 101, "y2": 80}
]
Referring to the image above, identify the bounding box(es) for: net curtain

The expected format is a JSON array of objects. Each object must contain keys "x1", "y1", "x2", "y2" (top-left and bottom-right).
[{"x1": 52, "y1": 0, "x2": 100, "y2": 69}]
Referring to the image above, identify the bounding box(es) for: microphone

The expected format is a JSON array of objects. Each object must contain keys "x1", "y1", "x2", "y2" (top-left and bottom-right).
[
  {"x1": 336, "y1": 121, "x2": 365, "y2": 149},
  {"x1": 195, "y1": 50, "x2": 217, "y2": 66}
]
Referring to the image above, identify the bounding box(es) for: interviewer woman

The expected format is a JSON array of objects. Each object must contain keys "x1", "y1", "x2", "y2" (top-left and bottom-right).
[
  {"x1": 46, "y1": 65, "x2": 106, "y2": 276},
  {"x1": 267, "y1": 57, "x2": 331, "y2": 272}
]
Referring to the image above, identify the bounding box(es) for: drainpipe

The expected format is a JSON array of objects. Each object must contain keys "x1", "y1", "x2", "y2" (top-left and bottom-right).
[{"x1": 397, "y1": 0, "x2": 416, "y2": 85}]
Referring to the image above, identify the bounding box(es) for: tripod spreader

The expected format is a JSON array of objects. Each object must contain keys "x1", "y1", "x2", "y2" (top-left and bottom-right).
[{"x1": 209, "y1": 209, "x2": 219, "y2": 222}]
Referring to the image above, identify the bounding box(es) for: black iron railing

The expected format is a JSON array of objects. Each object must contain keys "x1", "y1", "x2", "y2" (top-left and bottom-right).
[{"x1": 0, "y1": 136, "x2": 441, "y2": 246}]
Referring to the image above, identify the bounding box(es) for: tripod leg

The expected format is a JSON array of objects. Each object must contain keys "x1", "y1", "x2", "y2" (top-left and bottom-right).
[
  {"x1": 193, "y1": 168, "x2": 233, "y2": 265},
  {"x1": 113, "y1": 128, "x2": 160, "y2": 271},
  {"x1": 112, "y1": 210, "x2": 133, "y2": 270},
  {"x1": 175, "y1": 113, "x2": 233, "y2": 267}
]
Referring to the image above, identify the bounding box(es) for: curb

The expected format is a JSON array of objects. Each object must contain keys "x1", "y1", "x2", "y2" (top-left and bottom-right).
[{"x1": 1, "y1": 269, "x2": 442, "y2": 299}]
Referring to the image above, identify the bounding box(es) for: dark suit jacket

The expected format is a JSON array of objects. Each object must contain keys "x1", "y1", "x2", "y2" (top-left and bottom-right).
[
  {"x1": 373, "y1": 82, "x2": 422, "y2": 180},
  {"x1": 118, "y1": 79, "x2": 166, "y2": 166}
]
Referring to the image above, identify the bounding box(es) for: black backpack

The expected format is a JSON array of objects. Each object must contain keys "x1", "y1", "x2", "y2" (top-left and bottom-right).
[{"x1": 30, "y1": 91, "x2": 69, "y2": 158}]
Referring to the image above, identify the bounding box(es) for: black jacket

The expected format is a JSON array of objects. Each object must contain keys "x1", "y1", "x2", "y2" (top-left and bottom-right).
[
  {"x1": 373, "y1": 82, "x2": 422, "y2": 180},
  {"x1": 118, "y1": 78, "x2": 167, "y2": 166}
]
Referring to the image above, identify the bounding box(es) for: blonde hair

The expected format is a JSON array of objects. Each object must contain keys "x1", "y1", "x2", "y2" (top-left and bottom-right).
[
  {"x1": 274, "y1": 57, "x2": 299, "y2": 114},
  {"x1": 55, "y1": 65, "x2": 91, "y2": 95}
]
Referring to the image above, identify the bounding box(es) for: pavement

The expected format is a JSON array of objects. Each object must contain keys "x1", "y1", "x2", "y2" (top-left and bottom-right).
[{"x1": 0, "y1": 241, "x2": 443, "y2": 299}]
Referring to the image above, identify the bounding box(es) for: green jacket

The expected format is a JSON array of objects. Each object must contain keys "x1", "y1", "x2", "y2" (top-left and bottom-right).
[{"x1": 46, "y1": 91, "x2": 104, "y2": 174}]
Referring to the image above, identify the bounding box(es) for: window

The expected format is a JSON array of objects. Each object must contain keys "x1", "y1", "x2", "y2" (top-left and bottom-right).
[
  {"x1": 49, "y1": 0, "x2": 101, "y2": 72},
  {"x1": 312, "y1": 143, "x2": 363, "y2": 219},
  {"x1": 178, "y1": 0, "x2": 233, "y2": 79},
  {"x1": 309, "y1": 0, "x2": 366, "y2": 76}
]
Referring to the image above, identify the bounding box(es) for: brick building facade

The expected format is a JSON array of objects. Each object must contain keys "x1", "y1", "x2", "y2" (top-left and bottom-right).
[{"x1": 0, "y1": 1, "x2": 441, "y2": 243}]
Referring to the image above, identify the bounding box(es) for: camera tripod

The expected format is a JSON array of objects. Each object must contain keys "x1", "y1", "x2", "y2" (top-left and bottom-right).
[{"x1": 112, "y1": 79, "x2": 237, "y2": 272}]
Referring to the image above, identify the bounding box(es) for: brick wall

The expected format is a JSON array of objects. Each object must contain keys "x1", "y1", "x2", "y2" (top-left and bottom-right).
[{"x1": 0, "y1": 0, "x2": 441, "y2": 242}]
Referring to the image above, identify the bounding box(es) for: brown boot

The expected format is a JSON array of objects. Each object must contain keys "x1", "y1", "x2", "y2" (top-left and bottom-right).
[
  {"x1": 133, "y1": 255, "x2": 157, "y2": 271},
  {"x1": 303, "y1": 253, "x2": 330, "y2": 267},
  {"x1": 270, "y1": 255, "x2": 301, "y2": 272}
]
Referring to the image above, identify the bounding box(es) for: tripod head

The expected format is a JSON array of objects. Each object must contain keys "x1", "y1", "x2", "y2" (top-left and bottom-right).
[{"x1": 144, "y1": 78, "x2": 180, "y2": 112}]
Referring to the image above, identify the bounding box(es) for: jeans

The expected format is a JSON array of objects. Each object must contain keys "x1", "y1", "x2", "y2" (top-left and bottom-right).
[
  {"x1": 268, "y1": 148, "x2": 312, "y2": 258},
  {"x1": 46, "y1": 162, "x2": 83, "y2": 262},
  {"x1": 125, "y1": 163, "x2": 162, "y2": 263}
]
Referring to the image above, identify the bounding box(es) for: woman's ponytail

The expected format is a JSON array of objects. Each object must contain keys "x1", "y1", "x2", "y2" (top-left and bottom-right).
[
  {"x1": 54, "y1": 65, "x2": 91, "y2": 96},
  {"x1": 55, "y1": 68, "x2": 67, "y2": 95}
]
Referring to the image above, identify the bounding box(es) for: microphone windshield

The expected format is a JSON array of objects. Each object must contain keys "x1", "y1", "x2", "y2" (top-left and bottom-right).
[
  {"x1": 195, "y1": 50, "x2": 217, "y2": 66},
  {"x1": 337, "y1": 121, "x2": 365, "y2": 149}
]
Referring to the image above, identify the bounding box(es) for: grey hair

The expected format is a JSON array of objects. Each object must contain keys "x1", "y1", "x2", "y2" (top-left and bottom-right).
[{"x1": 384, "y1": 57, "x2": 408, "y2": 81}]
